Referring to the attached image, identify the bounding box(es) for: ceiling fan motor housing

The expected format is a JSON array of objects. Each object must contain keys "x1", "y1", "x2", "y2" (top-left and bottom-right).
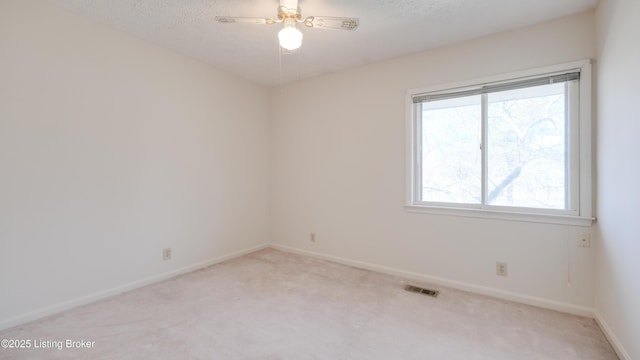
[{"x1": 278, "y1": 5, "x2": 301, "y2": 21}]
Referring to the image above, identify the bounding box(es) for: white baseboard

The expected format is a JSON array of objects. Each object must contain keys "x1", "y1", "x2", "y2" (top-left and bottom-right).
[
  {"x1": 0, "y1": 243, "x2": 269, "y2": 332},
  {"x1": 269, "y1": 244, "x2": 595, "y2": 318},
  {"x1": 594, "y1": 310, "x2": 632, "y2": 360},
  {"x1": 6, "y1": 242, "x2": 628, "y2": 359}
]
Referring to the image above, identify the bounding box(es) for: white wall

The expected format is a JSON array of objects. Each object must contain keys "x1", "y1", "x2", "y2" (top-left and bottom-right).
[
  {"x1": 594, "y1": 0, "x2": 640, "y2": 359},
  {"x1": 270, "y1": 12, "x2": 597, "y2": 313},
  {"x1": 0, "y1": 0, "x2": 270, "y2": 329},
  {"x1": 2, "y1": 0, "x2": 619, "y2": 340}
]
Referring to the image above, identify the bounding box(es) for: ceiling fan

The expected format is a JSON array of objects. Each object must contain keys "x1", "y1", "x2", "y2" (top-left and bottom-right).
[{"x1": 215, "y1": 0, "x2": 359, "y2": 51}]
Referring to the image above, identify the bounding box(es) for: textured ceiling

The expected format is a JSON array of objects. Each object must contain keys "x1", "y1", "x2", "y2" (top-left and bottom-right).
[{"x1": 48, "y1": 0, "x2": 598, "y2": 86}]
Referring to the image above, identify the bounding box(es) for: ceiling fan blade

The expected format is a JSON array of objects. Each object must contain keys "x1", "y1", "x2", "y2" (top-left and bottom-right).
[
  {"x1": 215, "y1": 16, "x2": 277, "y2": 25},
  {"x1": 302, "y1": 16, "x2": 359, "y2": 31}
]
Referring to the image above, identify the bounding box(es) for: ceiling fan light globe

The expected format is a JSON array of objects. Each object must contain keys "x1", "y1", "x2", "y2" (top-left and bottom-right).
[{"x1": 278, "y1": 26, "x2": 303, "y2": 50}]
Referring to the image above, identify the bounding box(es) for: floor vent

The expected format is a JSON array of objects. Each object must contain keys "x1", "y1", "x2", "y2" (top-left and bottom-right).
[{"x1": 404, "y1": 285, "x2": 439, "y2": 298}]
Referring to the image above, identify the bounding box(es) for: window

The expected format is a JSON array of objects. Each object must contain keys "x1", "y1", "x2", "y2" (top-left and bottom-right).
[{"x1": 406, "y1": 61, "x2": 593, "y2": 225}]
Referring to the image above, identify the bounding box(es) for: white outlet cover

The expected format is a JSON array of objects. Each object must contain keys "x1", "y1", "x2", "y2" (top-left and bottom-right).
[
  {"x1": 578, "y1": 233, "x2": 591, "y2": 247},
  {"x1": 496, "y1": 262, "x2": 508, "y2": 276}
]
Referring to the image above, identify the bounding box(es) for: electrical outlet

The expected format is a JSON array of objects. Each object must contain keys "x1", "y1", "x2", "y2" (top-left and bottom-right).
[
  {"x1": 578, "y1": 233, "x2": 591, "y2": 248},
  {"x1": 496, "y1": 262, "x2": 508, "y2": 277},
  {"x1": 163, "y1": 248, "x2": 172, "y2": 261},
  {"x1": 310, "y1": 232, "x2": 316, "y2": 243}
]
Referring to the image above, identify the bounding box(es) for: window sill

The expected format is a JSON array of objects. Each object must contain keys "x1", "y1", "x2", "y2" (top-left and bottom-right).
[{"x1": 405, "y1": 205, "x2": 595, "y2": 227}]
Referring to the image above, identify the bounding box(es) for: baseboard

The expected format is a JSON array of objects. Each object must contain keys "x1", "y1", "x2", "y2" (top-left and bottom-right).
[
  {"x1": 269, "y1": 244, "x2": 595, "y2": 318},
  {"x1": 4, "y1": 242, "x2": 628, "y2": 358},
  {"x1": 593, "y1": 310, "x2": 632, "y2": 360},
  {"x1": 0, "y1": 243, "x2": 269, "y2": 332}
]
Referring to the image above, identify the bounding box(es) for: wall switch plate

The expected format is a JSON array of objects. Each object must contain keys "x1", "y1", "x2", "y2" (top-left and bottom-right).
[
  {"x1": 163, "y1": 248, "x2": 172, "y2": 260},
  {"x1": 578, "y1": 233, "x2": 591, "y2": 248},
  {"x1": 496, "y1": 262, "x2": 508, "y2": 277},
  {"x1": 310, "y1": 232, "x2": 316, "y2": 243}
]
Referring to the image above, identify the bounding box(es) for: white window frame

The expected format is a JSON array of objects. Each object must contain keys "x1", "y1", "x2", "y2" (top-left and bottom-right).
[{"x1": 405, "y1": 60, "x2": 594, "y2": 226}]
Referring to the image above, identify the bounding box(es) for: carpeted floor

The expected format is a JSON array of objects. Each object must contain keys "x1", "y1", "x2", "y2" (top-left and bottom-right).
[{"x1": 0, "y1": 248, "x2": 618, "y2": 359}]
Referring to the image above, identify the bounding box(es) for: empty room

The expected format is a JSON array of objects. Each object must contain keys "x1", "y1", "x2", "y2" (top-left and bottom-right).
[{"x1": 1, "y1": 0, "x2": 638, "y2": 359}]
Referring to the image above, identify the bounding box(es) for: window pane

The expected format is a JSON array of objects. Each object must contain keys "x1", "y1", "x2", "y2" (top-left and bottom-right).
[
  {"x1": 421, "y1": 95, "x2": 481, "y2": 204},
  {"x1": 486, "y1": 83, "x2": 567, "y2": 209}
]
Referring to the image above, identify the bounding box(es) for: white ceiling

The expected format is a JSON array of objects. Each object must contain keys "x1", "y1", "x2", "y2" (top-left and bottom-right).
[{"x1": 49, "y1": 0, "x2": 598, "y2": 87}]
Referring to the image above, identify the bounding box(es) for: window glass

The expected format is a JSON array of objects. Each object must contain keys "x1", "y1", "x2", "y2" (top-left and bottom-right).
[
  {"x1": 408, "y1": 62, "x2": 592, "y2": 223},
  {"x1": 421, "y1": 95, "x2": 481, "y2": 204},
  {"x1": 486, "y1": 83, "x2": 567, "y2": 209}
]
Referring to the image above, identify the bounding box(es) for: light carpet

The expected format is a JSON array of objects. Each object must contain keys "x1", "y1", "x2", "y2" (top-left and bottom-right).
[{"x1": 0, "y1": 248, "x2": 617, "y2": 359}]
